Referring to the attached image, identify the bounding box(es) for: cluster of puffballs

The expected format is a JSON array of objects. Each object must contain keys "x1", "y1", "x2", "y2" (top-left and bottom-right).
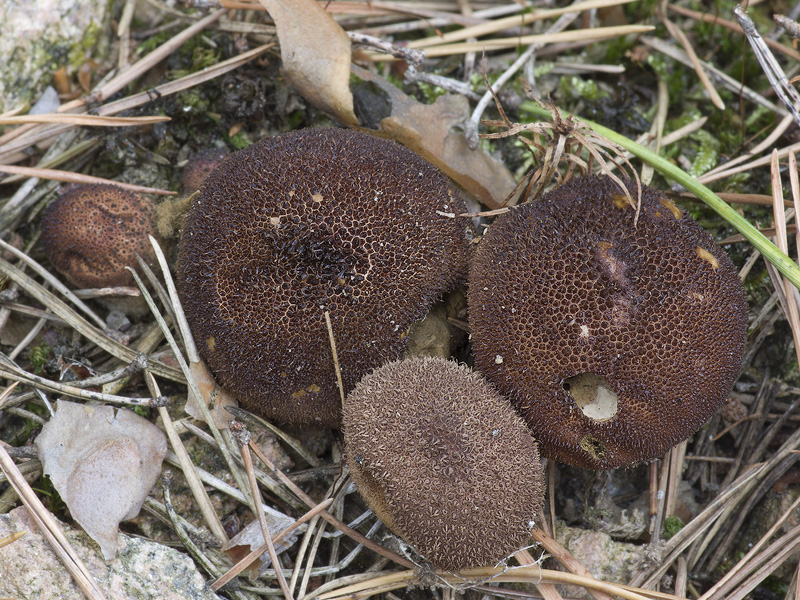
[{"x1": 40, "y1": 128, "x2": 749, "y2": 572}]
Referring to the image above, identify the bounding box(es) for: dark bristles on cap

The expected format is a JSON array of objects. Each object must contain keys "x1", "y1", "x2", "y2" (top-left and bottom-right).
[
  {"x1": 178, "y1": 128, "x2": 473, "y2": 428},
  {"x1": 343, "y1": 357, "x2": 544, "y2": 571},
  {"x1": 469, "y1": 176, "x2": 749, "y2": 470}
]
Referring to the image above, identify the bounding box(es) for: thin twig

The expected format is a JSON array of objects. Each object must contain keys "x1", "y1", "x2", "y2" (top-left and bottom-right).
[
  {"x1": 531, "y1": 528, "x2": 614, "y2": 600},
  {"x1": 668, "y1": 3, "x2": 800, "y2": 61},
  {"x1": 659, "y1": 0, "x2": 724, "y2": 108},
  {"x1": 640, "y1": 36, "x2": 786, "y2": 116},
  {"x1": 366, "y1": 25, "x2": 655, "y2": 60},
  {"x1": 467, "y1": 1, "x2": 584, "y2": 148},
  {"x1": 143, "y1": 371, "x2": 229, "y2": 544},
  {"x1": 406, "y1": 0, "x2": 637, "y2": 49},
  {"x1": 126, "y1": 257, "x2": 250, "y2": 514},
  {"x1": 324, "y1": 311, "x2": 346, "y2": 409},
  {"x1": 767, "y1": 151, "x2": 800, "y2": 370},
  {"x1": 348, "y1": 32, "x2": 424, "y2": 65},
  {"x1": 0, "y1": 356, "x2": 165, "y2": 407},
  {"x1": 0, "y1": 114, "x2": 169, "y2": 127},
  {"x1": 212, "y1": 498, "x2": 333, "y2": 590},
  {"x1": 247, "y1": 440, "x2": 416, "y2": 569}
]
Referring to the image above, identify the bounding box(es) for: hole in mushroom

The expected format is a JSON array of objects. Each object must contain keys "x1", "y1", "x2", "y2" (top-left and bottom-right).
[{"x1": 562, "y1": 372, "x2": 619, "y2": 422}]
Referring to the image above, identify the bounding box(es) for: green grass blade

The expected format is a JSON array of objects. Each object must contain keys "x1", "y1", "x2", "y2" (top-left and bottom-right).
[{"x1": 520, "y1": 101, "x2": 800, "y2": 290}]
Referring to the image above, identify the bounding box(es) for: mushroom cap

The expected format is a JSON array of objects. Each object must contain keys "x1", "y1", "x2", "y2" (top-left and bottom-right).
[
  {"x1": 41, "y1": 184, "x2": 156, "y2": 288},
  {"x1": 343, "y1": 357, "x2": 544, "y2": 571},
  {"x1": 468, "y1": 176, "x2": 749, "y2": 470},
  {"x1": 178, "y1": 128, "x2": 473, "y2": 428},
  {"x1": 181, "y1": 148, "x2": 229, "y2": 195}
]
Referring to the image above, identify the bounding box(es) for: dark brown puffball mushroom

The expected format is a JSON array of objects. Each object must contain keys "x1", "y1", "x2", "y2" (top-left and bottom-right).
[
  {"x1": 178, "y1": 128, "x2": 473, "y2": 428},
  {"x1": 181, "y1": 148, "x2": 229, "y2": 195},
  {"x1": 343, "y1": 357, "x2": 544, "y2": 571},
  {"x1": 468, "y1": 176, "x2": 748, "y2": 470},
  {"x1": 41, "y1": 184, "x2": 157, "y2": 288}
]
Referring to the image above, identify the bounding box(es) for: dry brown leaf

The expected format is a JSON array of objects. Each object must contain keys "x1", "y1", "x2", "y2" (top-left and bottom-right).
[
  {"x1": 35, "y1": 401, "x2": 168, "y2": 560},
  {"x1": 351, "y1": 66, "x2": 516, "y2": 208},
  {"x1": 258, "y1": 0, "x2": 357, "y2": 125}
]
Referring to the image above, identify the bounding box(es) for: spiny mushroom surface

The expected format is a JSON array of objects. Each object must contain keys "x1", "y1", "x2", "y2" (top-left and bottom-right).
[
  {"x1": 469, "y1": 176, "x2": 748, "y2": 470},
  {"x1": 343, "y1": 357, "x2": 544, "y2": 571},
  {"x1": 41, "y1": 183, "x2": 156, "y2": 288},
  {"x1": 178, "y1": 128, "x2": 472, "y2": 428}
]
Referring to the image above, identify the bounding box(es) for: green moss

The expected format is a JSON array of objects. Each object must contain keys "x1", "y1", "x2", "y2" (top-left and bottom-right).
[
  {"x1": 137, "y1": 30, "x2": 173, "y2": 56},
  {"x1": 532, "y1": 62, "x2": 555, "y2": 78},
  {"x1": 687, "y1": 129, "x2": 721, "y2": 178},
  {"x1": 176, "y1": 88, "x2": 210, "y2": 113},
  {"x1": 646, "y1": 54, "x2": 690, "y2": 103},
  {"x1": 663, "y1": 515, "x2": 685, "y2": 539},
  {"x1": 28, "y1": 342, "x2": 52, "y2": 375},
  {"x1": 34, "y1": 474, "x2": 65, "y2": 514},
  {"x1": 413, "y1": 80, "x2": 448, "y2": 103},
  {"x1": 560, "y1": 75, "x2": 604, "y2": 102},
  {"x1": 229, "y1": 130, "x2": 253, "y2": 150},
  {"x1": 67, "y1": 19, "x2": 103, "y2": 69},
  {"x1": 169, "y1": 45, "x2": 220, "y2": 79}
]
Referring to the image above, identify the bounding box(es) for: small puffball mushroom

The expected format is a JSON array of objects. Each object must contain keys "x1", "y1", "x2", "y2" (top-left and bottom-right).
[
  {"x1": 469, "y1": 176, "x2": 749, "y2": 470},
  {"x1": 181, "y1": 148, "x2": 229, "y2": 195},
  {"x1": 178, "y1": 128, "x2": 473, "y2": 428},
  {"x1": 41, "y1": 184, "x2": 157, "y2": 288},
  {"x1": 343, "y1": 357, "x2": 544, "y2": 572}
]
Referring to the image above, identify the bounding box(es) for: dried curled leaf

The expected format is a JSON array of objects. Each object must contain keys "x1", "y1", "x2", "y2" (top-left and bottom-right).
[
  {"x1": 351, "y1": 66, "x2": 517, "y2": 209},
  {"x1": 35, "y1": 400, "x2": 168, "y2": 559}
]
